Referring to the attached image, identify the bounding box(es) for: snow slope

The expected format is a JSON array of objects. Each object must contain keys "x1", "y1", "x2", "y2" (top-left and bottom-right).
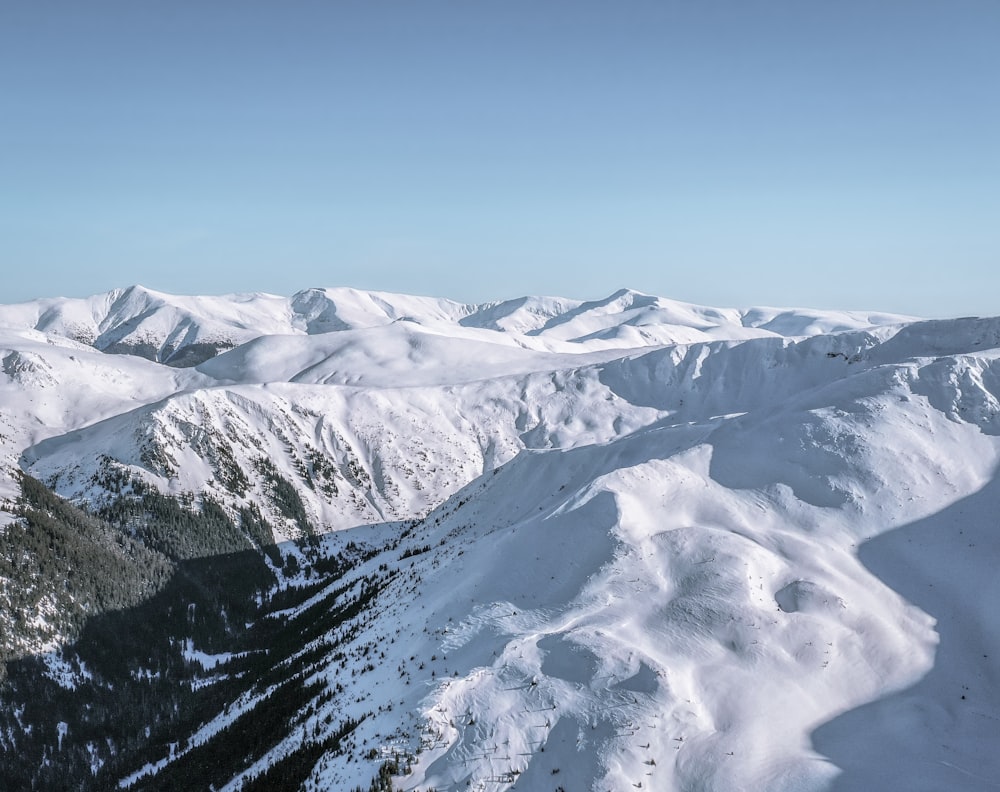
[
  {"x1": 0, "y1": 326, "x2": 208, "y2": 511},
  {"x1": 2, "y1": 286, "x2": 998, "y2": 791},
  {"x1": 271, "y1": 316, "x2": 1000, "y2": 792}
]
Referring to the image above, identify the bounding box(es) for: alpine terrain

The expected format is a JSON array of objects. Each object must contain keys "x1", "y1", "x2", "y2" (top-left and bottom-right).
[{"x1": 1, "y1": 284, "x2": 998, "y2": 791}]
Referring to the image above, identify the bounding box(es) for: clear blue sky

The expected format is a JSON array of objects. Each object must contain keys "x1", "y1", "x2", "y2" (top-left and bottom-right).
[{"x1": 2, "y1": 1, "x2": 998, "y2": 316}]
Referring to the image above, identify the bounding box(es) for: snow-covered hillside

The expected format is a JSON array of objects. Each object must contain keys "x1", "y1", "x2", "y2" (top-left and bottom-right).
[
  {"x1": 1, "y1": 286, "x2": 997, "y2": 791},
  {"x1": 0, "y1": 285, "x2": 913, "y2": 529}
]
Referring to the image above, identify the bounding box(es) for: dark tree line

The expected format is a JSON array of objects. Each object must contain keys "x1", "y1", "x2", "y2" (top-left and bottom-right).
[{"x1": 0, "y1": 473, "x2": 398, "y2": 791}]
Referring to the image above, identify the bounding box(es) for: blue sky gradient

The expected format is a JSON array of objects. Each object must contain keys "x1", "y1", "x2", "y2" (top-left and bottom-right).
[{"x1": 2, "y1": 1, "x2": 998, "y2": 316}]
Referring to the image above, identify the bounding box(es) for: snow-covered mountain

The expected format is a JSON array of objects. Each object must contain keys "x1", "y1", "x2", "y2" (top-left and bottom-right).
[
  {"x1": 0, "y1": 285, "x2": 913, "y2": 519},
  {"x1": 1, "y1": 286, "x2": 997, "y2": 791},
  {"x1": 0, "y1": 283, "x2": 911, "y2": 363}
]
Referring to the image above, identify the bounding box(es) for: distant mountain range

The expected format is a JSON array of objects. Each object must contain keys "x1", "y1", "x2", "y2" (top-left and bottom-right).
[{"x1": 1, "y1": 286, "x2": 996, "y2": 791}]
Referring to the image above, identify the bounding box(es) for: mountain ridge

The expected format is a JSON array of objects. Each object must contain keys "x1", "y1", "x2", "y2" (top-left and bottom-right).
[
  {"x1": 0, "y1": 284, "x2": 918, "y2": 365},
  {"x1": 0, "y1": 285, "x2": 996, "y2": 791}
]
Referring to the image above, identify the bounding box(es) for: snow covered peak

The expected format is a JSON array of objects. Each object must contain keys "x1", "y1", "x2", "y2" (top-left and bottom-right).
[
  {"x1": 0, "y1": 286, "x2": 293, "y2": 366},
  {"x1": 0, "y1": 285, "x2": 918, "y2": 371}
]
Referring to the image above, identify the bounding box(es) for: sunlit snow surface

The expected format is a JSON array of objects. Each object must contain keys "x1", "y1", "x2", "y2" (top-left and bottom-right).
[{"x1": 2, "y1": 286, "x2": 999, "y2": 790}]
